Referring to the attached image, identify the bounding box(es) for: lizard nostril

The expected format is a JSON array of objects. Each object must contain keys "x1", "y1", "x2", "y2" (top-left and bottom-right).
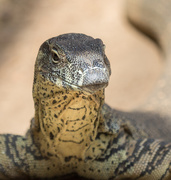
[{"x1": 93, "y1": 59, "x2": 104, "y2": 68}]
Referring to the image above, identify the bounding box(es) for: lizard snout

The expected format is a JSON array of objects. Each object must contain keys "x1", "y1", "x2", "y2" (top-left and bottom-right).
[{"x1": 81, "y1": 67, "x2": 109, "y2": 93}]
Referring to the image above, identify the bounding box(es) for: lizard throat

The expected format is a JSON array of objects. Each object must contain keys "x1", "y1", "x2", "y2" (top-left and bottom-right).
[{"x1": 33, "y1": 79, "x2": 105, "y2": 161}]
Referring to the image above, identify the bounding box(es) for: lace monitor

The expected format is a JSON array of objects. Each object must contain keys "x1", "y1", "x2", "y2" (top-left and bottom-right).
[{"x1": 1, "y1": 0, "x2": 171, "y2": 179}]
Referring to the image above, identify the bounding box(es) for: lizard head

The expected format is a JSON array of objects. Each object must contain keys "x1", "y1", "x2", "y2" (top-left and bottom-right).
[
  {"x1": 34, "y1": 33, "x2": 111, "y2": 94},
  {"x1": 32, "y1": 34, "x2": 111, "y2": 158}
]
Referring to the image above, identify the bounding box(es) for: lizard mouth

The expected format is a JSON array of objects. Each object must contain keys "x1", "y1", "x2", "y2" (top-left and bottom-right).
[
  {"x1": 82, "y1": 83, "x2": 108, "y2": 93},
  {"x1": 39, "y1": 69, "x2": 108, "y2": 93}
]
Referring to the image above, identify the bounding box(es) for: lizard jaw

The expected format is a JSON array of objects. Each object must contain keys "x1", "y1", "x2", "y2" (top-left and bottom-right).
[{"x1": 81, "y1": 82, "x2": 108, "y2": 93}]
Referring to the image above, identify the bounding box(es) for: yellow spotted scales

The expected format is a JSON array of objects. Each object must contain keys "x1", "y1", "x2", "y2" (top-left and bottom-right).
[{"x1": 1, "y1": 0, "x2": 171, "y2": 178}]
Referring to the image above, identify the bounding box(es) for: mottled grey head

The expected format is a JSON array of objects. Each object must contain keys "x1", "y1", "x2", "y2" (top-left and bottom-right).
[{"x1": 35, "y1": 33, "x2": 111, "y2": 93}]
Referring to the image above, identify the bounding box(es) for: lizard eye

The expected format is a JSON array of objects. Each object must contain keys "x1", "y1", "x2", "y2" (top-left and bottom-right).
[{"x1": 51, "y1": 48, "x2": 60, "y2": 63}]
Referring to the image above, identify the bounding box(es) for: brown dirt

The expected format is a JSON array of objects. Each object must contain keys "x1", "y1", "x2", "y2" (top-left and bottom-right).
[{"x1": 0, "y1": 0, "x2": 162, "y2": 134}]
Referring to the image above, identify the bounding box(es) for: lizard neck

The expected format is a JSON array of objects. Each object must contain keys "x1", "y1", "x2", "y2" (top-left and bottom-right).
[{"x1": 32, "y1": 76, "x2": 105, "y2": 162}]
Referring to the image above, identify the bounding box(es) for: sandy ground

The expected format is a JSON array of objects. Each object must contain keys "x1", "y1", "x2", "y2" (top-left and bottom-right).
[{"x1": 0, "y1": 0, "x2": 162, "y2": 134}]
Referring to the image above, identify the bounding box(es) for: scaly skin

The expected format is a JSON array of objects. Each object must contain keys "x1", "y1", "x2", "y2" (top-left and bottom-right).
[{"x1": 0, "y1": 33, "x2": 171, "y2": 180}]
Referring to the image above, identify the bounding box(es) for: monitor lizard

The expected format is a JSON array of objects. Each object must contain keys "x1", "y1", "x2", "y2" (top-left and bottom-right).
[{"x1": 0, "y1": 0, "x2": 171, "y2": 179}]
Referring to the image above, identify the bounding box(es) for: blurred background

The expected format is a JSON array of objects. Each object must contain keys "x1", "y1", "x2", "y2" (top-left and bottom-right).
[{"x1": 0, "y1": 0, "x2": 162, "y2": 134}]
